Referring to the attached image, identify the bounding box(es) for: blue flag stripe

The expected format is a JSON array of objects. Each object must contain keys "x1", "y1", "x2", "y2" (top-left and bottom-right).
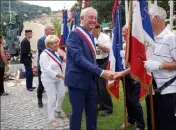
[
  {"x1": 113, "y1": 3, "x2": 123, "y2": 72},
  {"x1": 140, "y1": 0, "x2": 154, "y2": 40}
]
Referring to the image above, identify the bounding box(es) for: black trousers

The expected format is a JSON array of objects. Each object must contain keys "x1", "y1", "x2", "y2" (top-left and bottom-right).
[
  {"x1": 0, "y1": 67, "x2": 5, "y2": 94},
  {"x1": 37, "y1": 68, "x2": 44, "y2": 100},
  {"x1": 146, "y1": 93, "x2": 176, "y2": 130},
  {"x1": 124, "y1": 74, "x2": 145, "y2": 129},
  {"x1": 24, "y1": 63, "x2": 33, "y2": 89},
  {"x1": 95, "y1": 57, "x2": 113, "y2": 112}
]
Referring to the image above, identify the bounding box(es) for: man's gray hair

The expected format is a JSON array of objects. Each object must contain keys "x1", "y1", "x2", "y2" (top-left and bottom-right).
[
  {"x1": 149, "y1": 4, "x2": 167, "y2": 20},
  {"x1": 80, "y1": 7, "x2": 98, "y2": 17},
  {"x1": 45, "y1": 24, "x2": 54, "y2": 31}
]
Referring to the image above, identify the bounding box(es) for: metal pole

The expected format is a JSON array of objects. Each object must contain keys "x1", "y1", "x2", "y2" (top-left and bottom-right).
[
  {"x1": 154, "y1": 0, "x2": 157, "y2": 5},
  {"x1": 125, "y1": 1, "x2": 128, "y2": 24},
  {"x1": 169, "y1": 1, "x2": 174, "y2": 31},
  {"x1": 9, "y1": 1, "x2": 11, "y2": 22}
]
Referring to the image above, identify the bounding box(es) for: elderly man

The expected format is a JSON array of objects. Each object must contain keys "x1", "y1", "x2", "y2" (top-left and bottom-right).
[
  {"x1": 92, "y1": 23, "x2": 113, "y2": 117},
  {"x1": 65, "y1": 7, "x2": 115, "y2": 130},
  {"x1": 144, "y1": 5, "x2": 176, "y2": 130},
  {"x1": 37, "y1": 24, "x2": 55, "y2": 108}
]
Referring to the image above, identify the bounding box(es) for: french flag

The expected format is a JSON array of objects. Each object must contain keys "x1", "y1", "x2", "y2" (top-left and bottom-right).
[
  {"x1": 59, "y1": 9, "x2": 69, "y2": 47},
  {"x1": 70, "y1": 7, "x2": 79, "y2": 31},
  {"x1": 107, "y1": 0, "x2": 123, "y2": 101},
  {"x1": 128, "y1": 0, "x2": 155, "y2": 88}
]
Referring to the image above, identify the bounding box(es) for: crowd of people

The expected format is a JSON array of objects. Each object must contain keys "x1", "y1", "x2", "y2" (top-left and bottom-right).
[{"x1": 0, "y1": 3, "x2": 175, "y2": 130}]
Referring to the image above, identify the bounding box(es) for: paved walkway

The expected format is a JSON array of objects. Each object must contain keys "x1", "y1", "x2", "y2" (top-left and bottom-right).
[{"x1": 1, "y1": 78, "x2": 69, "y2": 130}]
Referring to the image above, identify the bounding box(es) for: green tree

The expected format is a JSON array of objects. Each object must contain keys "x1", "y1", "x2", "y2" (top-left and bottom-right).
[
  {"x1": 52, "y1": 18, "x2": 61, "y2": 37},
  {"x1": 89, "y1": 0, "x2": 114, "y2": 23}
]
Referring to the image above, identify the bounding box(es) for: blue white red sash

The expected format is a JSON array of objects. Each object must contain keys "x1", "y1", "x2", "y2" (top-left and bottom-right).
[
  {"x1": 75, "y1": 27, "x2": 96, "y2": 57},
  {"x1": 44, "y1": 48, "x2": 62, "y2": 71}
]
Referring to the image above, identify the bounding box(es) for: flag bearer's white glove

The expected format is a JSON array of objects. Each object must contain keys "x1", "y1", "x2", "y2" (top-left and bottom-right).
[
  {"x1": 120, "y1": 50, "x2": 125, "y2": 59},
  {"x1": 143, "y1": 60, "x2": 162, "y2": 72}
]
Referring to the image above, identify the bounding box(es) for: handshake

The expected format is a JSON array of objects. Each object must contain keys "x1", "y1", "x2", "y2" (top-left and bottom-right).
[{"x1": 101, "y1": 70, "x2": 124, "y2": 80}]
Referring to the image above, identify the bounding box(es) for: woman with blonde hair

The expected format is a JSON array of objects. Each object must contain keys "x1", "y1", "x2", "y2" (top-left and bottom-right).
[
  {"x1": 0, "y1": 35, "x2": 9, "y2": 96},
  {"x1": 39, "y1": 35, "x2": 65, "y2": 127}
]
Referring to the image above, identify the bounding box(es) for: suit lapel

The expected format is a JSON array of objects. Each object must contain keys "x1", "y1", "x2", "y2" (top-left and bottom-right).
[{"x1": 75, "y1": 27, "x2": 96, "y2": 59}]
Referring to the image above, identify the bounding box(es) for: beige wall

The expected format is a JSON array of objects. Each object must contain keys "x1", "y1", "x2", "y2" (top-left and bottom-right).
[{"x1": 20, "y1": 21, "x2": 45, "y2": 51}]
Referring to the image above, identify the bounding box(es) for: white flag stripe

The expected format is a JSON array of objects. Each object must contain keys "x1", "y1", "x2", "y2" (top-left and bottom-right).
[
  {"x1": 76, "y1": 27, "x2": 96, "y2": 54},
  {"x1": 132, "y1": 1, "x2": 145, "y2": 44}
]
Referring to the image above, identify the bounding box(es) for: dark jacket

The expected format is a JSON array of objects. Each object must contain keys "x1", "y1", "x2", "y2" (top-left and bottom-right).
[
  {"x1": 65, "y1": 26, "x2": 103, "y2": 90},
  {"x1": 37, "y1": 36, "x2": 46, "y2": 69},
  {"x1": 20, "y1": 37, "x2": 32, "y2": 64}
]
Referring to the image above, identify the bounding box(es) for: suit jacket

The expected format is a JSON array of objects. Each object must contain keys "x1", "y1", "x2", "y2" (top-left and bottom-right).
[
  {"x1": 20, "y1": 37, "x2": 32, "y2": 64},
  {"x1": 37, "y1": 36, "x2": 46, "y2": 69},
  {"x1": 65, "y1": 26, "x2": 103, "y2": 90}
]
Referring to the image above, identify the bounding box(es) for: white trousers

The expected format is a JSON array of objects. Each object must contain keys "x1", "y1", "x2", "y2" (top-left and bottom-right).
[{"x1": 42, "y1": 80, "x2": 65, "y2": 122}]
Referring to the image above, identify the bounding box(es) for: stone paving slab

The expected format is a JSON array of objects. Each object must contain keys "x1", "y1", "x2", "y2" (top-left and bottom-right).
[{"x1": 1, "y1": 78, "x2": 69, "y2": 130}]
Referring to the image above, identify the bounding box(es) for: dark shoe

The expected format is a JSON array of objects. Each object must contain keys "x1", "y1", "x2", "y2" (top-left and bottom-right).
[
  {"x1": 97, "y1": 106, "x2": 106, "y2": 111},
  {"x1": 136, "y1": 128, "x2": 145, "y2": 130},
  {"x1": 38, "y1": 99, "x2": 43, "y2": 108},
  {"x1": 100, "y1": 111, "x2": 112, "y2": 117},
  {"x1": 43, "y1": 90, "x2": 46, "y2": 93},
  {"x1": 27, "y1": 88, "x2": 34, "y2": 91},
  {"x1": 0, "y1": 92, "x2": 9, "y2": 96},
  {"x1": 120, "y1": 122, "x2": 135, "y2": 130},
  {"x1": 31, "y1": 87, "x2": 36, "y2": 89},
  {"x1": 2, "y1": 92, "x2": 9, "y2": 96}
]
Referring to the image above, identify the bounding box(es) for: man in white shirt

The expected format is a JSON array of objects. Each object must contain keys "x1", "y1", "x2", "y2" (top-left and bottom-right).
[
  {"x1": 92, "y1": 23, "x2": 113, "y2": 117},
  {"x1": 144, "y1": 5, "x2": 176, "y2": 130}
]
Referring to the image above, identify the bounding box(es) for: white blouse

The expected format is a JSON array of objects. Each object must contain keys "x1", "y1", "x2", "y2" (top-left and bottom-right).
[{"x1": 40, "y1": 51, "x2": 63, "y2": 82}]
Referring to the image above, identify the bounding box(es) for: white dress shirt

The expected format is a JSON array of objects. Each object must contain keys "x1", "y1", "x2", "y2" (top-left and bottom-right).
[
  {"x1": 95, "y1": 32, "x2": 111, "y2": 59},
  {"x1": 40, "y1": 51, "x2": 63, "y2": 82}
]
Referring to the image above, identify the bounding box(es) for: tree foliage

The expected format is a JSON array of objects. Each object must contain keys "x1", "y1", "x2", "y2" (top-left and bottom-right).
[
  {"x1": 52, "y1": 18, "x2": 61, "y2": 37},
  {"x1": 89, "y1": 0, "x2": 114, "y2": 23},
  {"x1": 76, "y1": 0, "x2": 175, "y2": 26},
  {"x1": 1, "y1": 1, "x2": 51, "y2": 23}
]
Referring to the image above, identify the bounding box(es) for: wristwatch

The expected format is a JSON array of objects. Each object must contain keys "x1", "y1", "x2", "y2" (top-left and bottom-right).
[{"x1": 159, "y1": 62, "x2": 163, "y2": 69}]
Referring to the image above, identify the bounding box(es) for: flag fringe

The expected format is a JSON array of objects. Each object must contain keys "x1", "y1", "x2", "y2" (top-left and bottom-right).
[
  {"x1": 130, "y1": 72, "x2": 152, "y2": 91},
  {"x1": 107, "y1": 83, "x2": 119, "y2": 102},
  {"x1": 139, "y1": 90, "x2": 149, "y2": 102}
]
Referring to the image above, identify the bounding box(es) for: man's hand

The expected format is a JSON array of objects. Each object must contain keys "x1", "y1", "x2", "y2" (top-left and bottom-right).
[
  {"x1": 144, "y1": 60, "x2": 162, "y2": 72},
  {"x1": 101, "y1": 70, "x2": 115, "y2": 80},
  {"x1": 114, "y1": 72, "x2": 124, "y2": 79}
]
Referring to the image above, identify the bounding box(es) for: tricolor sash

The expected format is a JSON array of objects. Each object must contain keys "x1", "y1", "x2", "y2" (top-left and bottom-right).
[
  {"x1": 75, "y1": 27, "x2": 96, "y2": 57},
  {"x1": 44, "y1": 48, "x2": 63, "y2": 71}
]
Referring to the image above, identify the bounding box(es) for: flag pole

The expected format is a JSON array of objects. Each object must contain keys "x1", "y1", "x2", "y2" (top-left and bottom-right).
[
  {"x1": 125, "y1": 0, "x2": 132, "y2": 66},
  {"x1": 154, "y1": 0, "x2": 157, "y2": 5},
  {"x1": 123, "y1": 0, "x2": 132, "y2": 127},
  {"x1": 169, "y1": 1, "x2": 174, "y2": 31},
  {"x1": 122, "y1": 77, "x2": 127, "y2": 128},
  {"x1": 125, "y1": 1, "x2": 129, "y2": 24},
  {"x1": 149, "y1": 85, "x2": 155, "y2": 130},
  {"x1": 146, "y1": 1, "x2": 156, "y2": 129},
  {"x1": 9, "y1": 1, "x2": 12, "y2": 22}
]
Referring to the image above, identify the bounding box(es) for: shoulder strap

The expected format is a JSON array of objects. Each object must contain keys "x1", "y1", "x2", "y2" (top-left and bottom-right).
[
  {"x1": 44, "y1": 49, "x2": 62, "y2": 71},
  {"x1": 75, "y1": 27, "x2": 96, "y2": 57},
  {"x1": 154, "y1": 75, "x2": 176, "y2": 95}
]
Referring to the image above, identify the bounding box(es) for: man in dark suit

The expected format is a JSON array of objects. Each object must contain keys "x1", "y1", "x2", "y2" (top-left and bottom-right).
[
  {"x1": 65, "y1": 7, "x2": 115, "y2": 130},
  {"x1": 20, "y1": 30, "x2": 35, "y2": 91},
  {"x1": 37, "y1": 24, "x2": 55, "y2": 108}
]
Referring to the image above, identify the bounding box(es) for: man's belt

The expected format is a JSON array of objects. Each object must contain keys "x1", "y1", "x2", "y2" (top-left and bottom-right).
[{"x1": 154, "y1": 75, "x2": 176, "y2": 95}]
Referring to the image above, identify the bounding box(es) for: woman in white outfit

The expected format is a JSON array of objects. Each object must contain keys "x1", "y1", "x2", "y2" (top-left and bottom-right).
[{"x1": 39, "y1": 35, "x2": 65, "y2": 127}]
